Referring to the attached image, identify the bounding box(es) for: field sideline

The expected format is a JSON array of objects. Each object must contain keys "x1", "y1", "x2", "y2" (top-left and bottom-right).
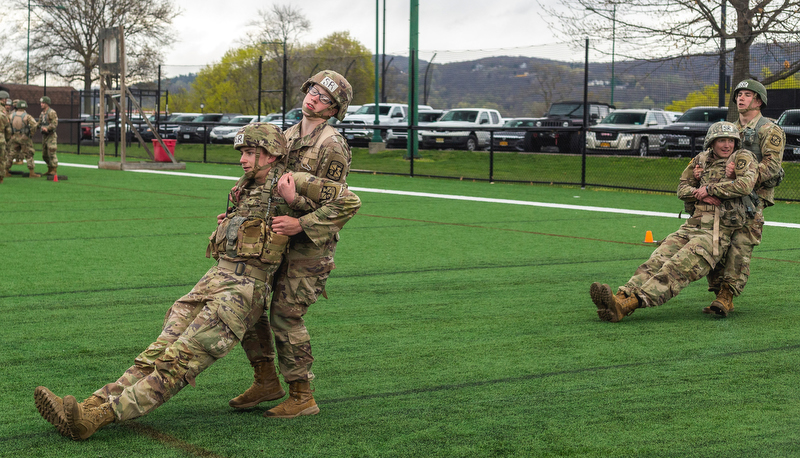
[{"x1": 3, "y1": 155, "x2": 800, "y2": 458}]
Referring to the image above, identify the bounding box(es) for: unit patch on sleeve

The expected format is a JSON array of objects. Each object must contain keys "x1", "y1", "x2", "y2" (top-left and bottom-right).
[{"x1": 326, "y1": 161, "x2": 344, "y2": 181}]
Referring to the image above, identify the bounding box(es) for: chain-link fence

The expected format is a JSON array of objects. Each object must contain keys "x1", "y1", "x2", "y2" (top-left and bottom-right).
[{"x1": 51, "y1": 39, "x2": 800, "y2": 201}]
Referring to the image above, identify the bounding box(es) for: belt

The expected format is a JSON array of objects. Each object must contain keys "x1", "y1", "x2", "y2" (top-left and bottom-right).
[
  {"x1": 217, "y1": 259, "x2": 269, "y2": 282},
  {"x1": 695, "y1": 203, "x2": 717, "y2": 212}
]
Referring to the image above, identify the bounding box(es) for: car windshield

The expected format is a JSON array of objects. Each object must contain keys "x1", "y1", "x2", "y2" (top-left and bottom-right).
[
  {"x1": 419, "y1": 112, "x2": 442, "y2": 122},
  {"x1": 506, "y1": 119, "x2": 534, "y2": 127},
  {"x1": 355, "y1": 105, "x2": 392, "y2": 116},
  {"x1": 677, "y1": 109, "x2": 728, "y2": 123},
  {"x1": 548, "y1": 103, "x2": 583, "y2": 117},
  {"x1": 439, "y1": 110, "x2": 479, "y2": 122},
  {"x1": 778, "y1": 111, "x2": 800, "y2": 127},
  {"x1": 600, "y1": 112, "x2": 646, "y2": 125},
  {"x1": 229, "y1": 116, "x2": 253, "y2": 124},
  {"x1": 194, "y1": 114, "x2": 222, "y2": 122},
  {"x1": 173, "y1": 115, "x2": 199, "y2": 122}
]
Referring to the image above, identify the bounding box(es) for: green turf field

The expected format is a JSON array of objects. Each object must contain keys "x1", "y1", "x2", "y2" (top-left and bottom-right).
[{"x1": 3, "y1": 153, "x2": 800, "y2": 457}]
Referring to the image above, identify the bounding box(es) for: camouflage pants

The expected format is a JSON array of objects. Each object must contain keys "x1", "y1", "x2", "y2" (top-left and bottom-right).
[
  {"x1": 8, "y1": 136, "x2": 35, "y2": 169},
  {"x1": 241, "y1": 262, "x2": 328, "y2": 383},
  {"x1": 619, "y1": 222, "x2": 736, "y2": 308},
  {"x1": 706, "y1": 209, "x2": 763, "y2": 296},
  {"x1": 41, "y1": 134, "x2": 58, "y2": 167},
  {"x1": 0, "y1": 142, "x2": 6, "y2": 174},
  {"x1": 92, "y1": 265, "x2": 272, "y2": 421}
]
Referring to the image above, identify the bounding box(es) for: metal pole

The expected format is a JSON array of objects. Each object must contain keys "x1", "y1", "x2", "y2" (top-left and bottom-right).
[
  {"x1": 407, "y1": 0, "x2": 419, "y2": 168},
  {"x1": 258, "y1": 55, "x2": 263, "y2": 119},
  {"x1": 610, "y1": 5, "x2": 616, "y2": 105},
  {"x1": 282, "y1": 41, "x2": 287, "y2": 130},
  {"x1": 381, "y1": 0, "x2": 386, "y2": 103},
  {"x1": 582, "y1": 38, "x2": 589, "y2": 189},
  {"x1": 27, "y1": 0, "x2": 31, "y2": 84},
  {"x1": 718, "y1": 1, "x2": 727, "y2": 107},
  {"x1": 372, "y1": 0, "x2": 382, "y2": 143},
  {"x1": 157, "y1": 65, "x2": 161, "y2": 122},
  {"x1": 423, "y1": 53, "x2": 436, "y2": 106}
]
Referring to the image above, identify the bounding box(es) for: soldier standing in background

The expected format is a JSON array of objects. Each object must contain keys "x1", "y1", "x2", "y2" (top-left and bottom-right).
[
  {"x1": 697, "y1": 79, "x2": 785, "y2": 316},
  {"x1": 0, "y1": 91, "x2": 11, "y2": 183},
  {"x1": 230, "y1": 70, "x2": 354, "y2": 418},
  {"x1": 7, "y1": 100, "x2": 40, "y2": 177},
  {"x1": 38, "y1": 96, "x2": 59, "y2": 176}
]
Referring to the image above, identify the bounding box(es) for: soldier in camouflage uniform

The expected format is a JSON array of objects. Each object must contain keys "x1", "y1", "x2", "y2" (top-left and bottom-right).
[
  {"x1": 0, "y1": 91, "x2": 11, "y2": 183},
  {"x1": 33, "y1": 123, "x2": 361, "y2": 440},
  {"x1": 38, "y1": 96, "x2": 59, "y2": 176},
  {"x1": 7, "y1": 100, "x2": 40, "y2": 177},
  {"x1": 697, "y1": 79, "x2": 785, "y2": 314},
  {"x1": 591, "y1": 122, "x2": 759, "y2": 322},
  {"x1": 231, "y1": 70, "x2": 354, "y2": 418}
]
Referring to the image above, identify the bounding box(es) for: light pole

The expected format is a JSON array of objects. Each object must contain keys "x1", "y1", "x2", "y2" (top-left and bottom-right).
[
  {"x1": 27, "y1": 1, "x2": 66, "y2": 84},
  {"x1": 261, "y1": 41, "x2": 287, "y2": 130}
]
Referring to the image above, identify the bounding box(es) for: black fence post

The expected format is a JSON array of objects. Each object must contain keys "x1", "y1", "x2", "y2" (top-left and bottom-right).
[{"x1": 581, "y1": 38, "x2": 589, "y2": 189}]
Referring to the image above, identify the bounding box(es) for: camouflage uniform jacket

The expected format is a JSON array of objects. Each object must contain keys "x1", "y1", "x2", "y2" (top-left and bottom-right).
[
  {"x1": 282, "y1": 121, "x2": 354, "y2": 277},
  {"x1": 38, "y1": 107, "x2": 58, "y2": 137},
  {"x1": 0, "y1": 111, "x2": 10, "y2": 146},
  {"x1": 735, "y1": 113, "x2": 784, "y2": 207},
  {"x1": 9, "y1": 110, "x2": 37, "y2": 139},
  {"x1": 678, "y1": 148, "x2": 759, "y2": 229},
  {"x1": 208, "y1": 163, "x2": 361, "y2": 273}
]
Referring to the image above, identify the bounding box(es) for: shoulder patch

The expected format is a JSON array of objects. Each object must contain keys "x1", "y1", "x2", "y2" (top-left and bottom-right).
[
  {"x1": 736, "y1": 158, "x2": 747, "y2": 170},
  {"x1": 326, "y1": 161, "x2": 344, "y2": 181},
  {"x1": 320, "y1": 183, "x2": 339, "y2": 201},
  {"x1": 770, "y1": 134, "x2": 781, "y2": 146}
]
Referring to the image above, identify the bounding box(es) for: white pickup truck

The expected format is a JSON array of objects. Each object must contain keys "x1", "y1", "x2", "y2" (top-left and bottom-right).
[{"x1": 419, "y1": 108, "x2": 504, "y2": 151}]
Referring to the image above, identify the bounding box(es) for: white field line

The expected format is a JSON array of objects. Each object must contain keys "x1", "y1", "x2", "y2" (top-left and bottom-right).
[{"x1": 54, "y1": 161, "x2": 800, "y2": 229}]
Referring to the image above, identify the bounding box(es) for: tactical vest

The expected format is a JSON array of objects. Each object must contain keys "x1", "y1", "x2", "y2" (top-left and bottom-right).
[
  {"x1": 740, "y1": 115, "x2": 771, "y2": 161},
  {"x1": 40, "y1": 108, "x2": 53, "y2": 129},
  {"x1": 207, "y1": 165, "x2": 290, "y2": 266},
  {"x1": 297, "y1": 124, "x2": 338, "y2": 173},
  {"x1": 10, "y1": 112, "x2": 31, "y2": 136}
]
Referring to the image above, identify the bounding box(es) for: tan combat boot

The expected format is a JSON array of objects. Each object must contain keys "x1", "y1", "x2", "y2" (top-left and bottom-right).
[
  {"x1": 35, "y1": 386, "x2": 71, "y2": 437},
  {"x1": 263, "y1": 381, "x2": 319, "y2": 418},
  {"x1": 229, "y1": 360, "x2": 286, "y2": 409},
  {"x1": 705, "y1": 284, "x2": 735, "y2": 317},
  {"x1": 598, "y1": 289, "x2": 640, "y2": 323},
  {"x1": 45, "y1": 166, "x2": 56, "y2": 176},
  {"x1": 28, "y1": 168, "x2": 41, "y2": 178},
  {"x1": 64, "y1": 395, "x2": 115, "y2": 440},
  {"x1": 5, "y1": 168, "x2": 12, "y2": 177}
]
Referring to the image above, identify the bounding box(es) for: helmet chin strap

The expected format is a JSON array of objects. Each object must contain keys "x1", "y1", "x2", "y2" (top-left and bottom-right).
[
  {"x1": 737, "y1": 98, "x2": 761, "y2": 114},
  {"x1": 302, "y1": 106, "x2": 332, "y2": 120}
]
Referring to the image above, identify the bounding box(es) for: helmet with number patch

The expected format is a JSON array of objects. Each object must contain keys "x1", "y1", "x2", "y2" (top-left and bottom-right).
[
  {"x1": 40, "y1": 96, "x2": 51, "y2": 104},
  {"x1": 704, "y1": 121, "x2": 740, "y2": 150},
  {"x1": 732, "y1": 79, "x2": 768, "y2": 107},
  {"x1": 234, "y1": 122, "x2": 286, "y2": 157},
  {"x1": 300, "y1": 70, "x2": 353, "y2": 121},
  {"x1": 16, "y1": 100, "x2": 27, "y2": 109}
]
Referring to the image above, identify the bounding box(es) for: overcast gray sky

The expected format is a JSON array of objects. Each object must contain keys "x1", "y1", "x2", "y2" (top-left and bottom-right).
[{"x1": 165, "y1": 0, "x2": 580, "y2": 73}]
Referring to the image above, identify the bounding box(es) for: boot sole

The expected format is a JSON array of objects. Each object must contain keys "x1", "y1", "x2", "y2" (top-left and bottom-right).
[
  {"x1": 229, "y1": 389, "x2": 286, "y2": 409},
  {"x1": 34, "y1": 386, "x2": 71, "y2": 437},
  {"x1": 63, "y1": 395, "x2": 81, "y2": 440},
  {"x1": 591, "y1": 283, "x2": 617, "y2": 322},
  {"x1": 264, "y1": 404, "x2": 320, "y2": 418},
  {"x1": 708, "y1": 302, "x2": 733, "y2": 317}
]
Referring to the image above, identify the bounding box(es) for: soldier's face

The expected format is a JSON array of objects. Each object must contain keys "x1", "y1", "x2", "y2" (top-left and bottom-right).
[
  {"x1": 713, "y1": 138, "x2": 736, "y2": 158},
  {"x1": 736, "y1": 90, "x2": 761, "y2": 110},
  {"x1": 239, "y1": 146, "x2": 277, "y2": 180},
  {"x1": 303, "y1": 86, "x2": 338, "y2": 118}
]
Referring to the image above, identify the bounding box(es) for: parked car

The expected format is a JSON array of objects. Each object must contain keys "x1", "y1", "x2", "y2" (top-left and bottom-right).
[
  {"x1": 492, "y1": 118, "x2": 539, "y2": 151},
  {"x1": 660, "y1": 107, "x2": 728, "y2": 156},
  {"x1": 269, "y1": 108, "x2": 304, "y2": 130},
  {"x1": 338, "y1": 103, "x2": 413, "y2": 146},
  {"x1": 209, "y1": 115, "x2": 263, "y2": 144},
  {"x1": 528, "y1": 101, "x2": 614, "y2": 153},
  {"x1": 177, "y1": 113, "x2": 242, "y2": 143},
  {"x1": 419, "y1": 108, "x2": 504, "y2": 151},
  {"x1": 81, "y1": 114, "x2": 116, "y2": 140},
  {"x1": 776, "y1": 109, "x2": 800, "y2": 160},
  {"x1": 140, "y1": 113, "x2": 200, "y2": 141},
  {"x1": 586, "y1": 109, "x2": 675, "y2": 156},
  {"x1": 384, "y1": 109, "x2": 445, "y2": 148}
]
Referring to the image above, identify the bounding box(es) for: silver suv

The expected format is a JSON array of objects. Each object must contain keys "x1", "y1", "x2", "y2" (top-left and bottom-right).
[{"x1": 586, "y1": 109, "x2": 676, "y2": 156}]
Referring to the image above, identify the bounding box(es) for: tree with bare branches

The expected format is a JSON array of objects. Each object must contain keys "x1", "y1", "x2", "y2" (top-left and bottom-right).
[
  {"x1": 10, "y1": 0, "x2": 179, "y2": 112},
  {"x1": 540, "y1": 0, "x2": 800, "y2": 111}
]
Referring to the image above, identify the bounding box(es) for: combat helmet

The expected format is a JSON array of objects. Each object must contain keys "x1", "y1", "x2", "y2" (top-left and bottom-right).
[
  {"x1": 704, "y1": 121, "x2": 740, "y2": 150},
  {"x1": 16, "y1": 100, "x2": 27, "y2": 109},
  {"x1": 234, "y1": 122, "x2": 287, "y2": 181},
  {"x1": 40, "y1": 96, "x2": 51, "y2": 104},
  {"x1": 300, "y1": 70, "x2": 353, "y2": 121},
  {"x1": 0, "y1": 90, "x2": 9, "y2": 99},
  {"x1": 732, "y1": 79, "x2": 767, "y2": 107}
]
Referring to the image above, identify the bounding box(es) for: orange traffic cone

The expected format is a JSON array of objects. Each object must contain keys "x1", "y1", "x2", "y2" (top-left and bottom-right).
[
  {"x1": 644, "y1": 230, "x2": 654, "y2": 243},
  {"x1": 53, "y1": 174, "x2": 58, "y2": 182}
]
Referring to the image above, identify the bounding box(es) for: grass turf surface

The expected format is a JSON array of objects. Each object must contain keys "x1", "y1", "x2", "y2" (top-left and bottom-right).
[{"x1": 2, "y1": 153, "x2": 800, "y2": 457}]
